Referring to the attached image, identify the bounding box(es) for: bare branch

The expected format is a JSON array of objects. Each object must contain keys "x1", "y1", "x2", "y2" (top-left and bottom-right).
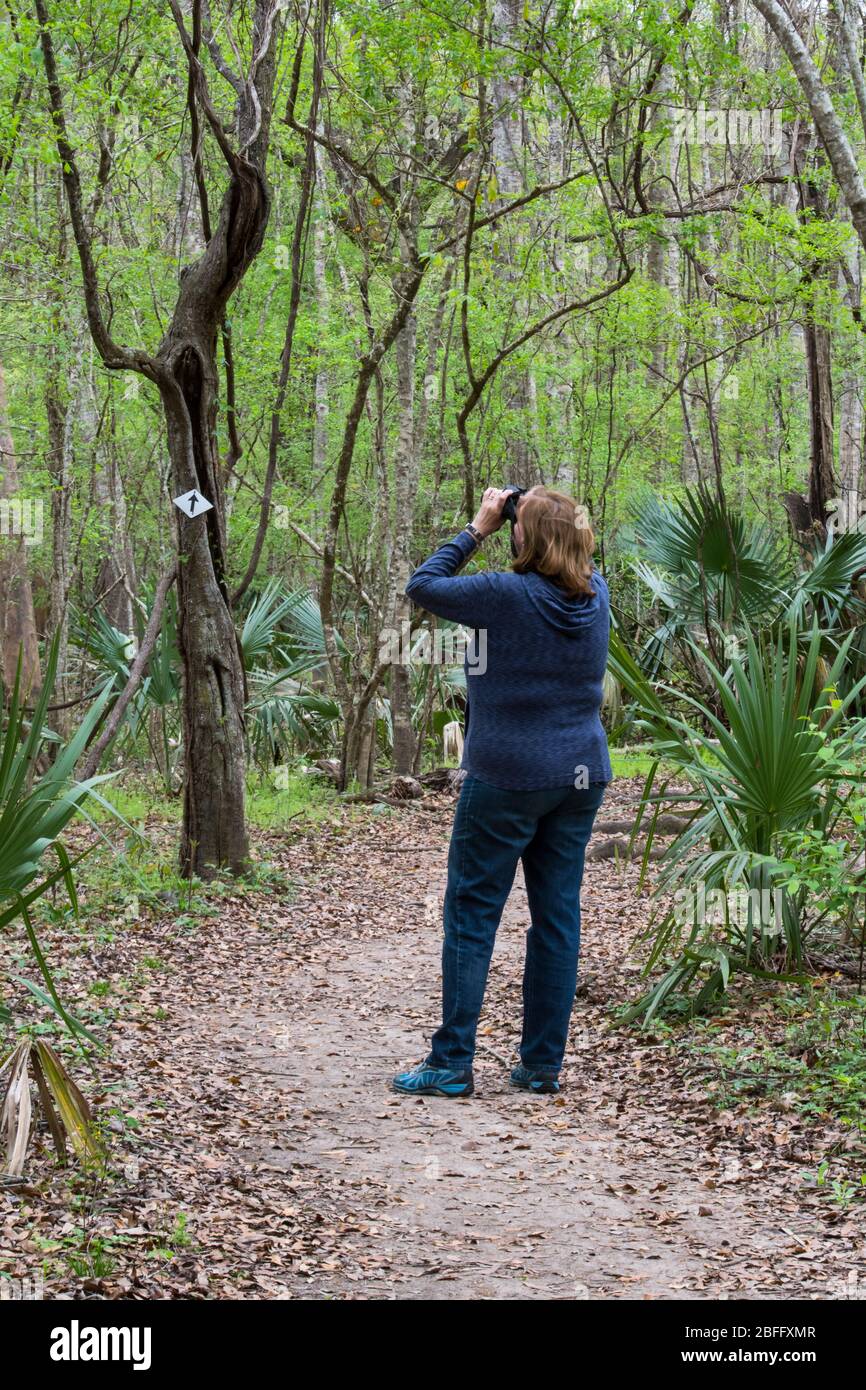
[
  {"x1": 34, "y1": 0, "x2": 157, "y2": 376},
  {"x1": 167, "y1": 0, "x2": 241, "y2": 172},
  {"x1": 201, "y1": 0, "x2": 244, "y2": 94},
  {"x1": 78, "y1": 565, "x2": 178, "y2": 782}
]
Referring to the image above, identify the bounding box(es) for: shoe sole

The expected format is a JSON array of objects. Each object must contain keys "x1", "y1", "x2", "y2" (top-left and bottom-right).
[
  {"x1": 509, "y1": 1078, "x2": 560, "y2": 1094},
  {"x1": 391, "y1": 1081, "x2": 474, "y2": 1098}
]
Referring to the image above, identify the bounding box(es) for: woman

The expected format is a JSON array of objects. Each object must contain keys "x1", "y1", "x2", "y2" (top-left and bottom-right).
[{"x1": 393, "y1": 486, "x2": 611, "y2": 1098}]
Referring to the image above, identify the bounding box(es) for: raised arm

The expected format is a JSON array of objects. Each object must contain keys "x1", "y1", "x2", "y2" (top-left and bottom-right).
[
  {"x1": 406, "y1": 532, "x2": 503, "y2": 626},
  {"x1": 406, "y1": 488, "x2": 512, "y2": 627}
]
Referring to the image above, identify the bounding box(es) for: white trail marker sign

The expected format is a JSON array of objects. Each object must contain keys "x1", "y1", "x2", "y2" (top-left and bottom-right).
[{"x1": 173, "y1": 490, "x2": 214, "y2": 519}]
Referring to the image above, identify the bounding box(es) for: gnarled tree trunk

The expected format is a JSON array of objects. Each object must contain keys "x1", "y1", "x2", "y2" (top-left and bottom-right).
[
  {"x1": 37, "y1": 0, "x2": 287, "y2": 877},
  {"x1": 155, "y1": 125, "x2": 279, "y2": 875}
]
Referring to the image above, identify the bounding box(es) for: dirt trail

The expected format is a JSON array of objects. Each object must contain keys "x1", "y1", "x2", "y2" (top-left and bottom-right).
[
  {"x1": 9, "y1": 783, "x2": 861, "y2": 1301},
  {"x1": 202, "y1": 788, "x2": 854, "y2": 1300},
  {"x1": 238, "y1": 924, "x2": 755, "y2": 1299}
]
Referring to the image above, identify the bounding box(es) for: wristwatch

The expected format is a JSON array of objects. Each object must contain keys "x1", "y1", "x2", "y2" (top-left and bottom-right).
[{"x1": 465, "y1": 523, "x2": 484, "y2": 546}]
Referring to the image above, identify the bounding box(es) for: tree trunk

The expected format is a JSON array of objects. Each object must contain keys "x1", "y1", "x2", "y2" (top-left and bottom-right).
[
  {"x1": 803, "y1": 318, "x2": 836, "y2": 528},
  {"x1": 158, "y1": 340, "x2": 252, "y2": 878},
  {"x1": 837, "y1": 246, "x2": 864, "y2": 532},
  {"x1": 389, "y1": 299, "x2": 418, "y2": 776},
  {"x1": 313, "y1": 136, "x2": 330, "y2": 479},
  {"x1": 799, "y1": 173, "x2": 837, "y2": 531},
  {"x1": 45, "y1": 264, "x2": 73, "y2": 730},
  {"x1": 0, "y1": 359, "x2": 42, "y2": 697},
  {"x1": 751, "y1": 0, "x2": 866, "y2": 250},
  {"x1": 37, "y1": 0, "x2": 286, "y2": 878},
  {"x1": 146, "y1": 3, "x2": 285, "y2": 876},
  {"x1": 490, "y1": 0, "x2": 536, "y2": 488},
  {"x1": 837, "y1": 364, "x2": 863, "y2": 533},
  {"x1": 644, "y1": 12, "x2": 676, "y2": 386}
]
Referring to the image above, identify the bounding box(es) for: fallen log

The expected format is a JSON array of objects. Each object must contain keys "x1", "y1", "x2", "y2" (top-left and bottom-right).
[
  {"x1": 594, "y1": 813, "x2": 696, "y2": 835},
  {"x1": 587, "y1": 836, "x2": 666, "y2": 862}
]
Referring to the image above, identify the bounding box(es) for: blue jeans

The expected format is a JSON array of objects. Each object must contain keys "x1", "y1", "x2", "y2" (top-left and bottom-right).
[{"x1": 429, "y1": 776, "x2": 606, "y2": 1073}]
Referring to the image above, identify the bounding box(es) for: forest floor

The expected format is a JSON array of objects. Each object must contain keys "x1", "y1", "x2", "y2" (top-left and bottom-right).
[{"x1": 3, "y1": 777, "x2": 866, "y2": 1300}]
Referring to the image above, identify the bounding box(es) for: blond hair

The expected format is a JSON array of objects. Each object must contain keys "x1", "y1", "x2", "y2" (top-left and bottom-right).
[{"x1": 511, "y1": 486, "x2": 595, "y2": 598}]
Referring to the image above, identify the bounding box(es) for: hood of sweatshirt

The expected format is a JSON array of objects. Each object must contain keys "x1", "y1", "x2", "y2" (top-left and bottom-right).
[{"x1": 520, "y1": 568, "x2": 607, "y2": 635}]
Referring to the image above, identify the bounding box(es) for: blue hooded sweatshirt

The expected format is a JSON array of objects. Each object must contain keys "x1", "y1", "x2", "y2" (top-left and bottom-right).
[{"x1": 405, "y1": 529, "x2": 612, "y2": 791}]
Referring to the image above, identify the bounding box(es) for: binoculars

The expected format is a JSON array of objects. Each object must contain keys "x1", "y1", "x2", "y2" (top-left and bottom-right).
[{"x1": 502, "y1": 485, "x2": 527, "y2": 554}]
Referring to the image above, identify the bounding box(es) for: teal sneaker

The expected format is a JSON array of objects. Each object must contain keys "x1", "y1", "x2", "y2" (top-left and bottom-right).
[
  {"x1": 510, "y1": 1063, "x2": 560, "y2": 1094},
  {"x1": 392, "y1": 1060, "x2": 474, "y2": 1097}
]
